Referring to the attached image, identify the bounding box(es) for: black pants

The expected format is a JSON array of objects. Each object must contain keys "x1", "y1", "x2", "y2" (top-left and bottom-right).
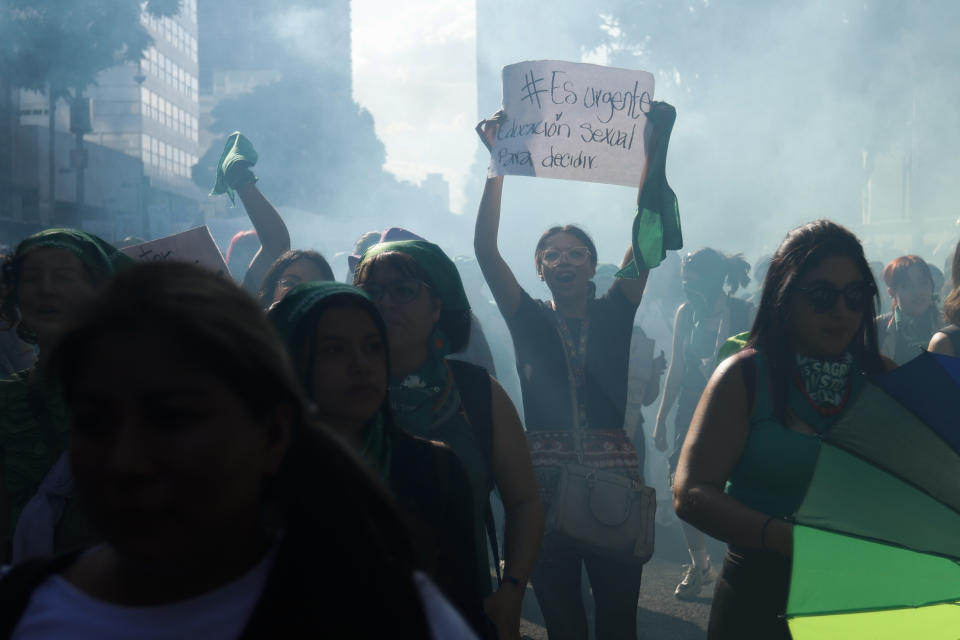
[
  {"x1": 708, "y1": 546, "x2": 792, "y2": 640},
  {"x1": 530, "y1": 533, "x2": 643, "y2": 640}
]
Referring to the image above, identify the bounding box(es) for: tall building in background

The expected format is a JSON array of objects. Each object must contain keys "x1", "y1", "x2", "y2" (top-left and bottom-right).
[
  {"x1": 197, "y1": 0, "x2": 352, "y2": 217},
  {"x1": 8, "y1": 1, "x2": 203, "y2": 242}
]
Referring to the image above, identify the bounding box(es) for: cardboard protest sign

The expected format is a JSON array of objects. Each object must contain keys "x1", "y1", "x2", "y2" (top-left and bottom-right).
[
  {"x1": 488, "y1": 60, "x2": 655, "y2": 187},
  {"x1": 122, "y1": 226, "x2": 229, "y2": 276}
]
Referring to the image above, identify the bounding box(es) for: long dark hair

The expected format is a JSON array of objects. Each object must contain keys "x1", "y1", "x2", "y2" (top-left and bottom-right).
[
  {"x1": 257, "y1": 249, "x2": 334, "y2": 308},
  {"x1": 48, "y1": 262, "x2": 428, "y2": 636},
  {"x1": 943, "y1": 238, "x2": 960, "y2": 326},
  {"x1": 746, "y1": 220, "x2": 884, "y2": 421}
]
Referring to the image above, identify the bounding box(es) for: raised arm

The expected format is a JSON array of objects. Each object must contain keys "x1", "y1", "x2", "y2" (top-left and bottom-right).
[
  {"x1": 474, "y1": 116, "x2": 524, "y2": 318},
  {"x1": 238, "y1": 182, "x2": 290, "y2": 294},
  {"x1": 673, "y1": 355, "x2": 792, "y2": 555}
]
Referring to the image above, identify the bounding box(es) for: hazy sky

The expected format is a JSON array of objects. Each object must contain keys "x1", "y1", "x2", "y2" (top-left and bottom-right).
[{"x1": 352, "y1": 0, "x2": 477, "y2": 214}]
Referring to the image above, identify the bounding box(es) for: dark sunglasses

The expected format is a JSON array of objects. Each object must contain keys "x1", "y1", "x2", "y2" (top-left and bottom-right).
[
  {"x1": 797, "y1": 281, "x2": 875, "y2": 314},
  {"x1": 357, "y1": 279, "x2": 430, "y2": 304}
]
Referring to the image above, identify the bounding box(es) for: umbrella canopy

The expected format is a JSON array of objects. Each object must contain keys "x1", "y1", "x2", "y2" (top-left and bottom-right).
[{"x1": 786, "y1": 351, "x2": 960, "y2": 638}]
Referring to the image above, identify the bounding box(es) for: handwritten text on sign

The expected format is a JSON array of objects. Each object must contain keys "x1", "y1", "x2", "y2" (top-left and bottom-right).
[
  {"x1": 122, "y1": 226, "x2": 229, "y2": 276},
  {"x1": 488, "y1": 60, "x2": 655, "y2": 187}
]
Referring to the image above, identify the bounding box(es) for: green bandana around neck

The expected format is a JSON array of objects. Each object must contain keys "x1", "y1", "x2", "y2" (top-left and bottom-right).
[
  {"x1": 15, "y1": 228, "x2": 132, "y2": 278},
  {"x1": 359, "y1": 240, "x2": 470, "y2": 313},
  {"x1": 359, "y1": 412, "x2": 392, "y2": 481},
  {"x1": 389, "y1": 335, "x2": 461, "y2": 436}
]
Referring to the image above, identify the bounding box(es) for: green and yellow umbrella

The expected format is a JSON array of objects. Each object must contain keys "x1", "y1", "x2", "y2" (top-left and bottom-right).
[{"x1": 786, "y1": 352, "x2": 960, "y2": 638}]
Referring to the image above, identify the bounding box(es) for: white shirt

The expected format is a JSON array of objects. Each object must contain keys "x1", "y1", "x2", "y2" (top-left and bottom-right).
[{"x1": 10, "y1": 549, "x2": 476, "y2": 640}]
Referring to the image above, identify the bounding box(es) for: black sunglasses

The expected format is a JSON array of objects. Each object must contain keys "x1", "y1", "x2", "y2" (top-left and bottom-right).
[
  {"x1": 357, "y1": 279, "x2": 430, "y2": 304},
  {"x1": 797, "y1": 281, "x2": 875, "y2": 314}
]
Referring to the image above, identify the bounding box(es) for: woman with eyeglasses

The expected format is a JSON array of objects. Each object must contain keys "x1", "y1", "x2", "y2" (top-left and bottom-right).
[
  {"x1": 257, "y1": 249, "x2": 334, "y2": 309},
  {"x1": 473, "y1": 117, "x2": 653, "y2": 640},
  {"x1": 672, "y1": 220, "x2": 893, "y2": 639},
  {"x1": 651, "y1": 247, "x2": 753, "y2": 601},
  {"x1": 876, "y1": 255, "x2": 939, "y2": 365},
  {"x1": 353, "y1": 240, "x2": 544, "y2": 640}
]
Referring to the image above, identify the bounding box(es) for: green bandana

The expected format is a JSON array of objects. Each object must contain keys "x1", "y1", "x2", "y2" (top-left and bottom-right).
[
  {"x1": 359, "y1": 412, "x2": 392, "y2": 481},
  {"x1": 210, "y1": 132, "x2": 259, "y2": 204},
  {"x1": 389, "y1": 344, "x2": 462, "y2": 435},
  {"x1": 617, "y1": 101, "x2": 683, "y2": 277},
  {"x1": 269, "y1": 281, "x2": 374, "y2": 345},
  {"x1": 359, "y1": 240, "x2": 470, "y2": 313},
  {"x1": 15, "y1": 228, "x2": 132, "y2": 278}
]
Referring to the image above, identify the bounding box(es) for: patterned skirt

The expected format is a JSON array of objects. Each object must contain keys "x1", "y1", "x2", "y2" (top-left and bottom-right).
[{"x1": 527, "y1": 429, "x2": 640, "y2": 510}]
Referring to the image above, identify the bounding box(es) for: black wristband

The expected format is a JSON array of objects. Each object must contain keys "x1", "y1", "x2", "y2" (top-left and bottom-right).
[{"x1": 502, "y1": 575, "x2": 526, "y2": 593}]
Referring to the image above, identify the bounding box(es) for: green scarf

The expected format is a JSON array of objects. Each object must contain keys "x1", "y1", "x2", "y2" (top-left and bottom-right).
[
  {"x1": 617, "y1": 101, "x2": 683, "y2": 277},
  {"x1": 359, "y1": 240, "x2": 470, "y2": 313},
  {"x1": 893, "y1": 306, "x2": 936, "y2": 357},
  {"x1": 15, "y1": 228, "x2": 132, "y2": 278},
  {"x1": 389, "y1": 342, "x2": 462, "y2": 436},
  {"x1": 359, "y1": 412, "x2": 392, "y2": 481},
  {"x1": 210, "y1": 132, "x2": 259, "y2": 204}
]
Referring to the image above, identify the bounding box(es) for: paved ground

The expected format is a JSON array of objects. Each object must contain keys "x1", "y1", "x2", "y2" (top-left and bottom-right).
[{"x1": 519, "y1": 521, "x2": 724, "y2": 639}]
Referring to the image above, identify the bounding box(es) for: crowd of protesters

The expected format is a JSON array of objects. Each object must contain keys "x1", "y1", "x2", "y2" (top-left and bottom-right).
[{"x1": 0, "y1": 119, "x2": 956, "y2": 640}]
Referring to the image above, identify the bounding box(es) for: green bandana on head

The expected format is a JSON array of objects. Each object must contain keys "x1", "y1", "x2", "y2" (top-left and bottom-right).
[
  {"x1": 359, "y1": 240, "x2": 471, "y2": 313},
  {"x1": 268, "y1": 281, "x2": 375, "y2": 346},
  {"x1": 268, "y1": 280, "x2": 394, "y2": 481},
  {"x1": 15, "y1": 228, "x2": 133, "y2": 280}
]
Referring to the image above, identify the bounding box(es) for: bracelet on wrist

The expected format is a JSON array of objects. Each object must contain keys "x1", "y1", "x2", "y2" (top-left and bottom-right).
[{"x1": 502, "y1": 575, "x2": 526, "y2": 593}]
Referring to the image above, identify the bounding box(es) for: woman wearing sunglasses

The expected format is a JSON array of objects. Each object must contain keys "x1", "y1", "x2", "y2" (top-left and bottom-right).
[
  {"x1": 672, "y1": 220, "x2": 892, "y2": 639},
  {"x1": 353, "y1": 240, "x2": 544, "y2": 640},
  {"x1": 473, "y1": 117, "x2": 652, "y2": 640}
]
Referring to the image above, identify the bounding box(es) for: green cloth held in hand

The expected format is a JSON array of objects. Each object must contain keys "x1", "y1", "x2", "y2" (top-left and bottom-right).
[
  {"x1": 210, "y1": 131, "x2": 259, "y2": 204},
  {"x1": 617, "y1": 101, "x2": 683, "y2": 278}
]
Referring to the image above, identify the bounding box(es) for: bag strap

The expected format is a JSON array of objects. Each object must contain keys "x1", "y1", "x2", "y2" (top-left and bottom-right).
[
  {"x1": 446, "y1": 359, "x2": 502, "y2": 584},
  {"x1": 740, "y1": 348, "x2": 757, "y2": 416}
]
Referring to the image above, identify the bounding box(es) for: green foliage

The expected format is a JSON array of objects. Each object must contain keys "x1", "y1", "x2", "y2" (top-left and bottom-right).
[{"x1": 0, "y1": 0, "x2": 180, "y2": 94}]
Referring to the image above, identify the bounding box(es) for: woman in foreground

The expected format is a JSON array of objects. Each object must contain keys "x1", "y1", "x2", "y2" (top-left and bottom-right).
[
  {"x1": 0, "y1": 262, "x2": 475, "y2": 639},
  {"x1": 673, "y1": 220, "x2": 891, "y2": 639}
]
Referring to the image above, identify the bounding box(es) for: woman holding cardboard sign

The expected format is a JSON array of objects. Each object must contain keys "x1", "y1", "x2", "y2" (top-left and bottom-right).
[{"x1": 474, "y1": 102, "x2": 679, "y2": 640}]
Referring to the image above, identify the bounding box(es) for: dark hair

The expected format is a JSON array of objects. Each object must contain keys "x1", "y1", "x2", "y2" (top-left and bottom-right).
[
  {"x1": 47, "y1": 262, "x2": 428, "y2": 635},
  {"x1": 1, "y1": 249, "x2": 107, "y2": 345},
  {"x1": 534, "y1": 225, "x2": 599, "y2": 275},
  {"x1": 746, "y1": 220, "x2": 884, "y2": 421},
  {"x1": 682, "y1": 248, "x2": 752, "y2": 294},
  {"x1": 354, "y1": 251, "x2": 471, "y2": 353},
  {"x1": 258, "y1": 250, "x2": 335, "y2": 308},
  {"x1": 944, "y1": 238, "x2": 960, "y2": 325}
]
